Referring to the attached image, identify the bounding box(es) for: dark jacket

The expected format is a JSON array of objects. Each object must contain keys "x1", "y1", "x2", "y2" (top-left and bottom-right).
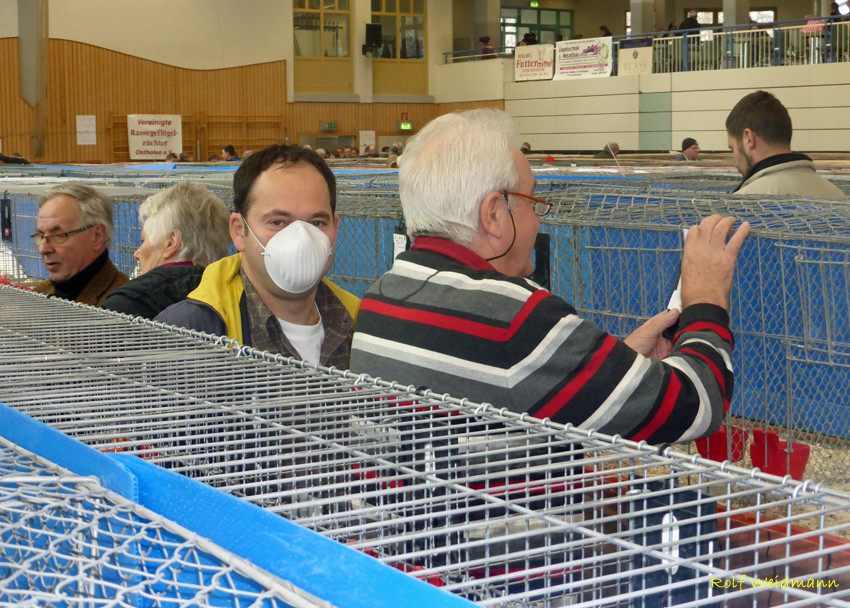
[
  {"x1": 679, "y1": 16, "x2": 700, "y2": 31},
  {"x1": 101, "y1": 264, "x2": 205, "y2": 319}
]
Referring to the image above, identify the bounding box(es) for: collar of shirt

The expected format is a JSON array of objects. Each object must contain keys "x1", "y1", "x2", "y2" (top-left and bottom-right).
[{"x1": 411, "y1": 236, "x2": 496, "y2": 271}]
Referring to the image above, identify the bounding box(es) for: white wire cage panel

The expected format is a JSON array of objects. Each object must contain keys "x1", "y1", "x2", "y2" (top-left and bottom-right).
[
  {"x1": 2, "y1": 287, "x2": 850, "y2": 607},
  {"x1": 0, "y1": 438, "x2": 330, "y2": 608}
]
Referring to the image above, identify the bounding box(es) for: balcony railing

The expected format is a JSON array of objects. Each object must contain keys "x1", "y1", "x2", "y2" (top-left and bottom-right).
[
  {"x1": 626, "y1": 17, "x2": 850, "y2": 74},
  {"x1": 443, "y1": 17, "x2": 850, "y2": 73}
]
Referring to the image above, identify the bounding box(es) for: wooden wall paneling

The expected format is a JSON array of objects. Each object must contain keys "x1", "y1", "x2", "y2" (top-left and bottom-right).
[
  {"x1": 4, "y1": 39, "x2": 502, "y2": 163},
  {"x1": 111, "y1": 114, "x2": 129, "y2": 162},
  {"x1": 33, "y1": 40, "x2": 288, "y2": 162},
  {"x1": 0, "y1": 39, "x2": 35, "y2": 158},
  {"x1": 437, "y1": 100, "x2": 505, "y2": 115}
]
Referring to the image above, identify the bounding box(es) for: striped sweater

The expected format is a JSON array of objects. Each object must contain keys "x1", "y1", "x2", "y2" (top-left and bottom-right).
[{"x1": 350, "y1": 237, "x2": 734, "y2": 444}]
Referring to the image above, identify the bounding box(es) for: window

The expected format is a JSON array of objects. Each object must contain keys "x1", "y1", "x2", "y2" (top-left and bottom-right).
[
  {"x1": 294, "y1": 0, "x2": 351, "y2": 57},
  {"x1": 501, "y1": 7, "x2": 572, "y2": 48},
  {"x1": 685, "y1": 8, "x2": 776, "y2": 26},
  {"x1": 372, "y1": 0, "x2": 425, "y2": 59}
]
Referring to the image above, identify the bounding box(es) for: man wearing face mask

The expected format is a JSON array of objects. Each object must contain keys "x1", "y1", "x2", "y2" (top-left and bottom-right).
[{"x1": 156, "y1": 145, "x2": 359, "y2": 368}]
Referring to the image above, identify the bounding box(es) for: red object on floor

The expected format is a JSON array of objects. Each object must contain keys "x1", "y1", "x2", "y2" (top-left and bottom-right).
[
  {"x1": 750, "y1": 429, "x2": 810, "y2": 480},
  {"x1": 696, "y1": 425, "x2": 748, "y2": 462}
]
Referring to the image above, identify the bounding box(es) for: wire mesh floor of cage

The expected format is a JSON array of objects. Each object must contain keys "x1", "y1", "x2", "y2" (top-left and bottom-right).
[
  {"x1": 1, "y1": 288, "x2": 850, "y2": 607},
  {"x1": 0, "y1": 438, "x2": 333, "y2": 608}
]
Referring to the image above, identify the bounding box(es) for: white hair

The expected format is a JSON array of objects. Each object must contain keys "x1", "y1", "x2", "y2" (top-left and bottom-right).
[
  {"x1": 398, "y1": 109, "x2": 520, "y2": 246},
  {"x1": 139, "y1": 182, "x2": 232, "y2": 266},
  {"x1": 38, "y1": 184, "x2": 114, "y2": 248}
]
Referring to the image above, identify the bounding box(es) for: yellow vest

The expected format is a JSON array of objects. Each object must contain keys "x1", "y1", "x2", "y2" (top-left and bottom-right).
[{"x1": 187, "y1": 253, "x2": 360, "y2": 344}]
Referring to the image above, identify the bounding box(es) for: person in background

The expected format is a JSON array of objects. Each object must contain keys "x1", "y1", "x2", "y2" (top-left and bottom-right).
[
  {"x1": 599, "y1": 25, "x2": 613, "y2": 37},
  {"x1": 222, "y1": 145, "x2": 240, "y2": 162},
  {"x1": 0, "y1": 152, "x2": 30, "y2": 164},
  {"x1": 679, "y1": 10, "x2": 700, "y2": 31},
  {"x1": 32, "y1": 184, "x2": 128, "y2": 306},
  {"x1": 350, "y1": 108, "x2": 750, "y2": 444},
  {"x1": 208, "y1": 154, "x2": 220, "y2": 162},
  {"x1": 164, "y1": 152, "x2": 178, "y2": 162},
  {"x1": 726, "y1": 90, "x2": 845, "y2": 198},
  {"x1": 520, "y1": 142, "x2": 532, "y2": 154},
  {"x1": 479, "y1": 35, "x2": 496, "y2": 59},
  {"x1": 315, "y1": 148, "x2": 328, "y2": 159},
  {"x1": 386, "y1": 144, "x2": 401, "y2": 168},
  {"x1": 157, "y1": 145, "x2": 359, "y2": 367},
  {"x1": 101, "y1": 182, "x2": 232, "y2": 319},
  {"x1": 594, "y1": 141, "x2": 620, "y2": 159},
  {"x1": 678, "y1": 137, "x2": 700, "y2": 161}
]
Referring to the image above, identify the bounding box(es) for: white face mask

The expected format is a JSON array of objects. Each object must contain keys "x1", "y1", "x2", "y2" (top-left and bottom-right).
[{"x1": 243, "y1": 217, "x2": 332, "y2": 294}]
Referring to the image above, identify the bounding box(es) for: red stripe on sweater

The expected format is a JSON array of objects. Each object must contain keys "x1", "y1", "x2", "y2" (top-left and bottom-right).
[
  {"x1": 359, "y1": 290, "x2": 551, "y2": 341},
  {"x1": 630, "y1": 373, "x2": 682, "y2": 443},
  {"x1": 534, "y1": 335, "x2": 618, "y2": 420},
  {"x1": 674, "y1": 321, "x2": 732, "y2": 344},
  {"x1": 679, "y1": 347, "x2": 729, "y2": 413}
]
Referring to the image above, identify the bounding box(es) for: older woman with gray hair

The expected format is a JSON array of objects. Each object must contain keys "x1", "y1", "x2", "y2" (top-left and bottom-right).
[{"x1": 101, "y1": 181, "x2": 231, "y2": 319}]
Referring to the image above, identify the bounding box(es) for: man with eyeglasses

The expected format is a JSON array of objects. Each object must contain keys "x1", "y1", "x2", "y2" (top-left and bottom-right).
[
  {"x1": 351, "y1": 109, "x2": 750, "y2": 444},
  {"x1": 31, "y1": 184, "x2": 128, "y2": 306}
]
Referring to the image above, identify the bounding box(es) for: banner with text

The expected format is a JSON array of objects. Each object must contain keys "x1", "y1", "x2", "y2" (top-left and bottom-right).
[
  {"x1": 127, "y1": 115, "x2": 182, "y2": 161},
  {"x1": 618, "y1": 38, "x2": 653, "y2": 76},
  {"x1": 514, "y1": 44, "x2": 555, "y2": 82},
  {"x1": 554, "y1": 37, "x2": 613, "y2": 80}
]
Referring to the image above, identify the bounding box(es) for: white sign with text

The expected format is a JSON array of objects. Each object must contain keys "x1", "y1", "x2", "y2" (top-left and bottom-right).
[
  {"x1": 127, "y1": 115, "x2": 182, "y2": 161},
  {"x1": 554, "y1": 37, "x2": 613, "y2": 80},
  {"x1": 514, "y1": 44, "x2": 555, "y2": 82}
]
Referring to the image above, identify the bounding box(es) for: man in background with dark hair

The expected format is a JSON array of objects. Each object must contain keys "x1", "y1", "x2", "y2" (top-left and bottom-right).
[
  {"x1": 157, "y1": 145, "x2": 359, "y2": 367},
  {"x1": 726, "y1": 90, "x2": 845, "y2": 198},
  {"x1": 221, "y1": 145, "x2": 240, "y2": 161}
]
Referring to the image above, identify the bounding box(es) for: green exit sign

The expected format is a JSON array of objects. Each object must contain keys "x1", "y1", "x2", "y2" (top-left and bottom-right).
[
  {"x1": 530, "y1": 0, "x2": 539, "y2": 6},
  {"x1": 319, "y1": 121, "x2": 337, "y2": 132},
  {"x1": 397, "y1": 121, "x2": 413, "y2": 131}
]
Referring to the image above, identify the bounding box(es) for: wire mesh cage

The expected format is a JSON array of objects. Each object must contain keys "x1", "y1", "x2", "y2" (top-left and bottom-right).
[
  {"x1": 1, "y1": 169, "x2": 849, "y2": 487},
  {"x1": 1, "y1": 288, "x2": 850, "y2": 607},
  {"x1": 0, "y1": 437, "x2": 334, "y2": 607}
]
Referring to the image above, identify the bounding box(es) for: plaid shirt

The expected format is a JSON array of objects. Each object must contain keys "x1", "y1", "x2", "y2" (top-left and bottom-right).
[{"x1": 241, "y1": 269, "x2": 354, "y2": 369}]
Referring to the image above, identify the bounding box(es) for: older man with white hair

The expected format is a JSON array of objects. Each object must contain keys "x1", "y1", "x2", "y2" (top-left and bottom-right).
[
  {"x1": 101, "y1": 181, "x2": 232, "y2": 319},
  {"x1": 350, "y1": 109, "x2": 750, "y2": 444},
  {"x1": 32, "y1": 184, "x2": 128, "y2": 306}
]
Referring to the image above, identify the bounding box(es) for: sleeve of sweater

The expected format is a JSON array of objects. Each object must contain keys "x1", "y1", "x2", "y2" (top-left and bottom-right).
[{"x1": 522, "y1": 296, "x2": 733, "y2": 444}]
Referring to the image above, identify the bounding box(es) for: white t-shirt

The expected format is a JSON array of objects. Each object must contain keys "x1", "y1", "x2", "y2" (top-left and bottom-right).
[{"x1": 277, "y1": 310, "x2": 324, "y2": 365}]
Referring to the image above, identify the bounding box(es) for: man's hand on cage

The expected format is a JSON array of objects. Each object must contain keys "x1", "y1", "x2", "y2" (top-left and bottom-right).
[
  {"x1": 624, "y1": 308, "x2": 679, "y2": 358},
  {"x1": 681, "y1": 215, "x2": 751, "y2": 310}
]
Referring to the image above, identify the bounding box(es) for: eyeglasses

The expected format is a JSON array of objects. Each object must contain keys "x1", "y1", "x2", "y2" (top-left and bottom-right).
[
  {"x1": 31, "y1": 225, "x2": 93, "y2": 247},
  {"x1": 502, "y1": 191, "x2": 552, "y2": 217}
]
